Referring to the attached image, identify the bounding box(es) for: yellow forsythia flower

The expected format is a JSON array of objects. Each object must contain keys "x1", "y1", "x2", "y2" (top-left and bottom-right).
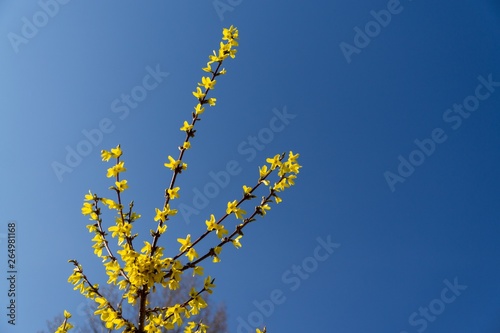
[
  {"x1": 154, "y1": 205, "x2": 177, "y2": 222},
  {"x1": 207, "y1": 97, "x2": 216, "y2": 106},
  {"x1": 194, "y1": 103, "x2": 205, "y2": 115},
  {"x1": 266, "y1": 154, "x2": 282, "y2": 170},
  {"x1": 106, "y1": 161, "x2": 126, "y2": 178},
  {"x1": 81, "y1": 202, "x2": 93, "y2": 215},
  {"x1": 186, "y1": 248, "x2": 198, "y2": 261},
  {"x1": 242, "y1": 185, "x2": 252, "y2": 195},
  {"x1": 180, "y1": 121, "x2": 194, "y2": 132},
  {"x1": 115, "y1": 179, "x2": 128, "y2": 192},
  {"x1": 226, "y1": 200, "x2": 246, "y2": 220},
  {"x1": 232, "y1": 235, "x2": 243, "y2": 249},
  {"x1": 192, "y1": 87, "x2": 205, "y2": 99},
  {"x1": 167, "y1": 187, "x2": 180, "y2": 199},
  {"x1": 205, "y1": 214, "x2": 228, "y2": 238},
  {"x1": 198, "y1": 76, "x2": 216, "y2": 90},
  {"x1": 164, "y1": 156, "x2": 186, "y2": 171},
  {"x1": 177, "y1": 234, "x2": 192, "y2": 252},
  {"x1": 84, "y1": 191, "x2": 94, "y2": 201},
  {"x1": 202, "y1": 62, "x2": 212, "y2": 73},
  {"x1": 110, "y1": 145, "x2": 122, "y2": 158},
  {"x1": 193, "y1": 266, "x2": 204, "y2": 276}
]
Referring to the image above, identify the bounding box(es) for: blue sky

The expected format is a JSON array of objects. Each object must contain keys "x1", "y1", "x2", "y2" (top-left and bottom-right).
[{"x1": 1, "y1": 0, "x2": 500, "y2": 332}]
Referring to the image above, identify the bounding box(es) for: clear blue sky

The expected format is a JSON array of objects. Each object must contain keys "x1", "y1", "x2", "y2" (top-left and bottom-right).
[{"x1": 1, "y1": 1, "x2": 500, "y2": 332}]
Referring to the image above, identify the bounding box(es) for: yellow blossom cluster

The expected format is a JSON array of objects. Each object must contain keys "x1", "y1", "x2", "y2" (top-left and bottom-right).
[{"x1": 172, "y1": 151, "x2": 301, "y2": 269}]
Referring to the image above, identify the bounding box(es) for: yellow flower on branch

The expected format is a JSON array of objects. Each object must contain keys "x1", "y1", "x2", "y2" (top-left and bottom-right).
[
  {"x1": 166, "y1": 304, "x2": 186, "y2": 327},
  {"x1": 154, "y1": 204, "x2": 177, "y2": 222},
  {"x1": 141, "y1": 241, "x2": 152, "y2": 254},
  {"x1": 216, "y1": 43, "x2": 237, "y2": 60},
  {"x1": 212, "y1": 246, "x2": 222, "y2": 263},
  {"x1": 242, "y1": 185, "x2": 252, "y2": 195},
  {"x1": 199, "y1": 323, "x2": 209, "y2": 333},
  {"x1": 285, "y1": 160, "x2": 302, "y2": 174},
  {"x1": 67, "y1": 268, "x2": 82, "y2": 285},
  {"x1": 266, "y1": 154, "x2": 282, "y2": 170},
  {"x1": 81, "y1": 202, "x2": 93, "y2": 216},
  {"x1": 286, "y1": 174, "x2": 297, "y2": 186},
  {"x1": 106, "y1": 161, "x2": 126, "y2": 178},
  {"x1": 84, "y1": 191, "x2": 94, "y2": 201},
  {"x1": 226, "y1": 200, "x2": 246, "y2": 220},
  {"x1": 167, "y1": 187, "x2": 180, "y2": 199},
  {"x1": 205, "y1": 214, "x2": 217, "y2": 231},
  {"x1": 199, "y1": 76, "x2": 216, "y2": 90},
  {"x1": 202, "y1": 62, "x2": 213, "y2": 73},
  {"x1": 273, "y1": 194, "x2": 282, "y2": 204},
  {"x1": 259, "y1": 165, "x2": 270, "y2": 185},
  {"x1": 101, "y1": 150, "x2": 112, "y2": 162},
  {"x1": 101, "y1": 198, "x2": 121, "y2": 210},
  {"x1": 232, "y1": 235, "x2": 243, "y2": 249},
  {"x1": 209, "y1": 53, "x2": 221, "y2": 63},
  {"x1": 165, "y1": 204, "x2": 178, "y2": 216},
  {"x1": 81, "y1": 203, "x2": 98, "y2": 220},
  {"x1": 194, "y1": 103, "x2": 205, "y2": 115},
  {"x1": 273, "y1": 179, "x2": 288, "y2": 192},
  {"x1": 164, "y1": 156, "x2": 186, "y2": 171},
  {"x1": 279, "y1": 151, "x2": 301, "y2": 176},
  {"x1": 193, "y1": 266, "x2": 204, "y2": 276},
  {"x1": 192, "y1": 87, "x2": 206, "y2": 100},
  {"x1": 180, "y1": 121, "x2": 194, "y2": 132},
  {"x1": 288, "y1": 151, "x2": 299, "y2": 162},
  {"x1": 110, "y1": 145, "x2": 122, "y2": 158},
  {"x1": 164, "y1": 156, "x2": 179, "y2": 170},
  {"x1": 115, "y1": 179, "x2": 128, "y2": 192},
  {"x1": 257, "y1": 204, "x2": 271, "y2": 216},
  {"x1": 203, "y1": 276, "x2": 215, "y2": 293},
  {"x1": 207, "y1": 97, "x2": 216, "y2": 106},
  {"x1": 205, "y1": 214, "x2": 228, "y2": 239},
  {"x1": 177, "y1": 234, "x2": 192, "y2": 252},
  {"x1": 104, "y1": 260, "x2": 121, "y2": 284},
  {"x1": 215, "y1": 224, "x2": 229, "y2": 238},
  {"x1": 101, "y1": 145, "x2": 122, "y2": 162},
  {"x1": 186, "y1": 247, "x2": 199, "y2": 261},
  {"x1": 188, "y1": 287, "x2": 207, "y2": 315},
  {"x1": 259, "y1": 165, "x2": 269, "y2": 179},
  {"x1": 185, "y1": 322, "x2": 197, "y2": 333},
  {"x1": 108, "y1": 222, "x2": 131, "y2": 245},
  {"x1": 222, "y1": 25, "x2": 239, "y2": 41}
]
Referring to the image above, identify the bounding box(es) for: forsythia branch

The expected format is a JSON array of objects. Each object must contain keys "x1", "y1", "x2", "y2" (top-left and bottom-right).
[{"x1": 57, "y1": 25, "x2": 300, "y2": 333}]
